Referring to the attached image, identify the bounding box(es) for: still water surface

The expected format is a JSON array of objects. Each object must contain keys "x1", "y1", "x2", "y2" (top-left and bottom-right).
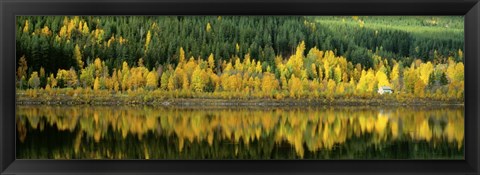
[{"x1": 16, "y1": 105, "x2": 464, "y2": 159}]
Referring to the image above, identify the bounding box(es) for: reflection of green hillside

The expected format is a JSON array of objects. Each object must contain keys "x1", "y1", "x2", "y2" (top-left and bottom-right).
[{"x1": 16, "y1": 105, "x2": 464, "y2": 159}]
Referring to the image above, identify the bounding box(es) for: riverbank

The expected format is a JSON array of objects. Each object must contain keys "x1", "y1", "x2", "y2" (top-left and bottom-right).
[{"x1": 16, "y1": 89, "x2": 463, "y2": 106}]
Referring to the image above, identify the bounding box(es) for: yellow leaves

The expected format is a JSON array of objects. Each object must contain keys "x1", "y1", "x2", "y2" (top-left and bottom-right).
[
  {"x1": 235, "y1": 43, "x2": 240, "y2": 53},
  {"x1": 310, "y1": 63, "x2": 318, "y2": 79},
  {"x1": 207, "y1": 53, "x2": 215, "y2": 70},
  {"x1": 221, "y1": 74, "x2": 242, "y2": 92},
  {"x1": 93, "y1": 28, "x2": 105, "y2": 44},
  {"x1": 206, "y1": 22, "x2": 212, "y2": 33},
  {"x1": 59, "y1": 25, "x2": 67, "y2": 38},
  {"x1": 335, "y1": 82, "x2": 345, "y2": 95},
  {"x1": 67, "y1": 19, "x2": 76, "y2": 37},
  {"x1": 224, "y1": 62, "x2": 233, "y2": 73},
  {"x1": 333, "y1": 65, "x2": 342, "y2": 83},
  {"x1": 167, "y1": 73, "x2": 176, "y2": 91},
  {"x1": 414, "y1": 79, "x2": 426, "y2": 98},
  {"x1": 403, "y1": 66, "x2": 419, "y2": 93},
  {"x1": 356, "y1": 69, "x2": 376, "y2": 93},
  {"x1": 425, "y1": 17, "x2": 438, "y2": 26},
  {"x1": 17, "y1": 37, "x2": 465, "y2": 100},
  {"x1": 234, "y1": 57, "x2": 243, "y2": 71},
  {"x1": 261, "y1": 72, "x2": 279, "y2": 97},
  {"x1": 93, "y1": 77, "x2": 100, "y2": 91},
  {"x1": 292, "y1": 41, "x2": 306, "y2": 77},
  {"x1": 41, "y1": 26, "x2": 51, "y2": 36},
  {"x1": 182, "y1": 70, "x2": 190, "y2": 90},
  {"x1": 17, "y1": 55, "x2": 28, "y2": 80},
  {"x1": 323, "y1": 58, "x2": 331, "y2": 81},
  {"x1": 295, "y1": 41, "x2": 306, "y2": 63},
  {"x1": 358, "y1": 19, "x2": 365, "y2": 28},
  {"x1": 327, "y1": 79, "x2": 336, "y2": 95},
  {"x1": 145, "y1": 30, "x2": 152, "y2": 52},
  {"x1": 74, "y1": 44, "x2": 84, "y2": 68},
  {"x1": 28, "y1": 71, "x2": 40, "y2": 89},
  {"x1": 191, "y1": 65, "x2": 207, "y2": 92},
  {"x1": 309, "y1": 47, "x2": 324, "y2": 63},
  {"x1": 81, "y1": 21, "x2": 89, "y2": 34},
  {"x1": 94, "y1": 58, "x2": 103, "y2": 77},
  {"x1": 418, "y1": 61, "x2": 434, "y2": 84},
  {"x1": 176, "y1": 47, "x2": 187, "y2": 67},
  {"x1": 289, "y1": 75, "x2": 302, "y2": 98},
  {"x1": 118, "y1": 36, "x2": 126, "y2": 45},
  {"x1": 455, "y1": 63, "x2": 464, "y2": 79},
  {"x1": 48, "y1": 73, "x2": 57, "y2": 88},
  {"x1": 255, "y1": 61, "x2": 263, "y2": 74},
  {"x1": 458, "y1": 49, "x2": 463, "y2": 59},
  {"x1": 146, "y1": 71, "x2": 158, "y2": 89},
  {"x1": 125, "y1": 65, "x2": 149, "y2": 90},
  {"x1": 390, "y1": 63, "x2": 400, "y2": 88},
  {"x1": 122, "y1": 61, "x2": 129, "y2": 72},
  {"x1": 23, "y1": 20, "x2": 29, "y2": 33},
  {"x1": 375, "y1": 69, "x2": 390, "y2": 88},
  {"x1": 107, "y1": 35, "x2": 115, "y2": 48},
  {"x1": 183, "y1": 57, "x2": 197, "y2": 77}
]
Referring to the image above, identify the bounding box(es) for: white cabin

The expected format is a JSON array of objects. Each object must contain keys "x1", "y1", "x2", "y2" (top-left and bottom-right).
[{"x1": 377, "y1": 86, "x2": 393, "y2": 95}]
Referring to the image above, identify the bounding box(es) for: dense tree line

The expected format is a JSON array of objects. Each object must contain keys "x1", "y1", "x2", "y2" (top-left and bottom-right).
[
  {"x1": 16, "y1": 16, "x2": 463, "y2": 76},
  {"x1": 16, "y1": 16, "x2": 464, "y2": 102},
  {"x1": 17, "y1": 41, "x2": 464, "y2": 102}
]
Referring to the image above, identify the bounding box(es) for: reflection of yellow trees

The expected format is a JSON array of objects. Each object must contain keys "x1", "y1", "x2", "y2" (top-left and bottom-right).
[{"x1": 17, "y1": 106, "x2": 464, "y2": 158}]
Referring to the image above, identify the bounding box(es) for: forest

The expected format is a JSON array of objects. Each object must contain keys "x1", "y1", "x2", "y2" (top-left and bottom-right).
[{"x1": 15, "y1": 16, "x2": 465, "y2": 104}]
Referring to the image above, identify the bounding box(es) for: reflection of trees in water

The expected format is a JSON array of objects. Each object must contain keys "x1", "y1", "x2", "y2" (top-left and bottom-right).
[{"x1": 16, "y1": 105, "x2": 464, "y2": 159}]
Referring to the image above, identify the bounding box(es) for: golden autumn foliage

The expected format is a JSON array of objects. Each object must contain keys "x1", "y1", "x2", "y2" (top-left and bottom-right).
[
  {"x1": 17, "y1": 56, "x2": 28, "y2": 80},
  {"x1": 18, "y1": 41, "x2": 463, "y2": 102},
  {"x1": 145, "y1": 30, "x2": 151, "y2": 52},
  {"x1": 191, "y1": 65, "x2": 207, "y2": 92},
  {"x1": 93, "y1": 77, "x2": 100, "y2": 91},
  {"x1": 74, "y1": 44, "x2": 84, "y2": 69},
  {"x1": 261, "y1": 72, "x2": 279, "y2": 97},
  {"x1": 418, "y1": 62, "x2": 434, "y2": 84},
  {"x1": 28, "y1": 72, "x2": 40, "y2": 89},
  {"x1": 146, "y1": 71, "x2": 158, "y2": 89},
  {"x1": 206, "y1": 22, "x2": 212, "y2": 33},
  {"x1": 376, "y1": 69, "x2": 391, "y2": 88},
  {"x1": 289, "y1": 75, "x2": 303, "y2": 98},
  {"x1": 23, "y1": 20, "x2": 29, "y2": 33}
]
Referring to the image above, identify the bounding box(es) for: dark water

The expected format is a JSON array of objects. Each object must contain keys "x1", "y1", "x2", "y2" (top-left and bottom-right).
[{"x1": 16, "y1": 105, "x2": 464, "y2": 159}]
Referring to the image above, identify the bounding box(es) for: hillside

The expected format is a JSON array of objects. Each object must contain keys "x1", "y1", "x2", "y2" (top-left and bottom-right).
[{"x1": 15, "y1": 16, "x2": 464, "y2": 103}]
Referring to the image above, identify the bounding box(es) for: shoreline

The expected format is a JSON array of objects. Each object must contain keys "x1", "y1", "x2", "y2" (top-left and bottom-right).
[{"x1": 16, "y1": 96, "x2": 464, "y2": 107}]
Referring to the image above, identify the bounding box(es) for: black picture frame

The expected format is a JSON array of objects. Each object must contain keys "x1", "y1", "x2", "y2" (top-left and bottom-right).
[{"x1": 1, "y1": 0, "x2": 479, "y2": 174}]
